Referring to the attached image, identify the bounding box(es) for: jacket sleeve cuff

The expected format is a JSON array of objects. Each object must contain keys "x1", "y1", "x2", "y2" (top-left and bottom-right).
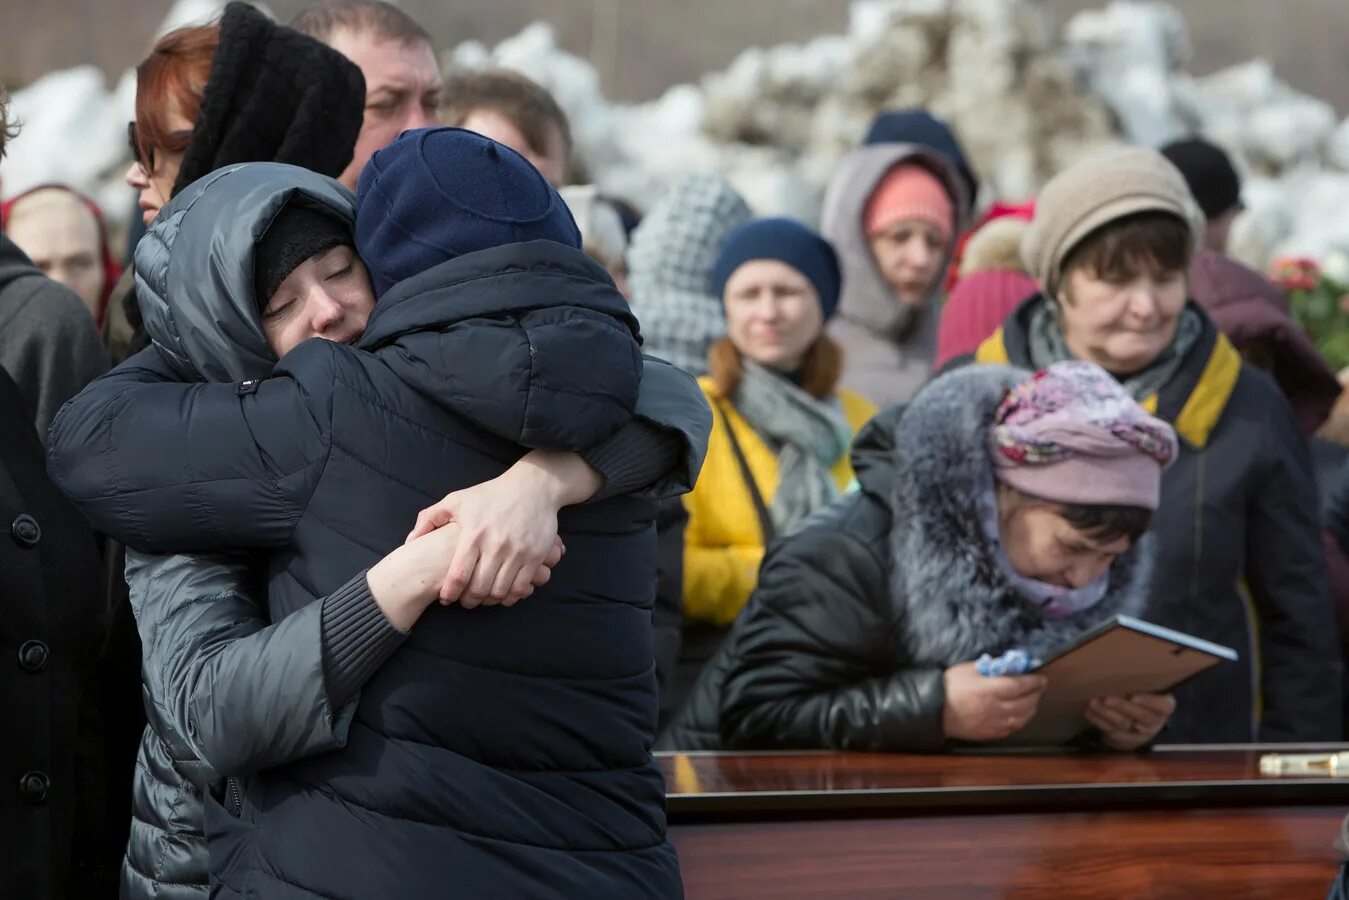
[
  {"x1": 320, "y1": 571, "x2": 407, "y2": 708},
  {"x1": 582, "y1": 417, "x2": 684, "y2": 501},
  {"x1": 881, "y1": 668, "x2": 949, "y2": 752}
]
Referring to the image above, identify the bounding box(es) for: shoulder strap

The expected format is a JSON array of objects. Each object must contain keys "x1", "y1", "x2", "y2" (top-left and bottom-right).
[{"x1": 712, "y1": 396, "x2": 776, "y2": 545}]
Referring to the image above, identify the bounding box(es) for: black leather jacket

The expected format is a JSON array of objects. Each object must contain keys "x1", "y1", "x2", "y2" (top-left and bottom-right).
[
  {"x1": 659, "y1": 407, "x2": 945, "y2": 751},
  {"x1": 659, "y1": 366, "x2": 1154, "y2": 753}
]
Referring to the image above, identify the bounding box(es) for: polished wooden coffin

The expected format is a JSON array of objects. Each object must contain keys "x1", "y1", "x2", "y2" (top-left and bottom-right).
[{"x1": 658, "y1": 746, "x2": 1349, "y2": 898}]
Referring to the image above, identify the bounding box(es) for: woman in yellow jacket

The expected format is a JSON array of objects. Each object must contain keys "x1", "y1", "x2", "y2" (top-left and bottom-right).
[{"x1": 683, "y1": 218, "x2": 876, "y2": 636}]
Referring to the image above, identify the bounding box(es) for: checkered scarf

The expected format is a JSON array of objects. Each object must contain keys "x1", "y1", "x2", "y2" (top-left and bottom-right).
[{"x1": 628, "y1": 174, "x2": 752, "y2": 375}]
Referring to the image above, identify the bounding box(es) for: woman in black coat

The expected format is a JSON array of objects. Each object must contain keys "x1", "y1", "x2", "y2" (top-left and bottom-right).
[
  {"x1": 662, "y1": 362, "x2": 1181, "y2": 753},
  {"x1": 0, "y1": 365, "x2": 123, "y2": 898}
]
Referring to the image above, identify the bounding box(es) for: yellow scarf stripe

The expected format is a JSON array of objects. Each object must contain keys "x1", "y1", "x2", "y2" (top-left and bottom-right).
[
  {"x1": 973, "y1": 330, "x2": 1240, "y2": 450},
  {"x1": 974, "y1": 329, "x2": 1009, "y2": 364},
  {"x1": 1163, "y1": 333, "x2": 1241, "y2": 450}
]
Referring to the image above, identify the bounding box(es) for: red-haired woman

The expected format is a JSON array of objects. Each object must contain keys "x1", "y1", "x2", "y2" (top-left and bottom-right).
[
  {"x1": 106, "y1": 1, "x2": 365, "y2": 362},
  {"x1": 112, "y1": 6, "x2": 365, "y2": 898}
]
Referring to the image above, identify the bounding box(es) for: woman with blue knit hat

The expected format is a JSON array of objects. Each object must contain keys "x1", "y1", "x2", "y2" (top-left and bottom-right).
[
  {"x1": 666, "y1": 219, "x2": 876, "y2": 719},
  {"x1": 49, "y1": 128, "x2": 708, "y2": 897}
]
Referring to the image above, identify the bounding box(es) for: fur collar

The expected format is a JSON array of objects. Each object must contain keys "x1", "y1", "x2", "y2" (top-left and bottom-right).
[{"x1": 888, "y1": 365, "x2": 1153, "y2": 667}]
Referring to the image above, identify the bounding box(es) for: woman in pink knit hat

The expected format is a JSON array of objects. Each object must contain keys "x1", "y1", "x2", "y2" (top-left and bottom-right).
[
  {"x1": 823, "y1": 144, "x2": 965, "y2": 409},
  {"x1": 661, "y1": 360, "x2": 1181, "y2": 753}
]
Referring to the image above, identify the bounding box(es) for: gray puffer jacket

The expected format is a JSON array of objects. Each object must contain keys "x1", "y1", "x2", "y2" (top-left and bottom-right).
[
  {"x1": 121, "y1": 553, "x2": 354, "y2": 899},
  {"x1": 115, "y1": 168, "x2": 378, "y2": 900}
]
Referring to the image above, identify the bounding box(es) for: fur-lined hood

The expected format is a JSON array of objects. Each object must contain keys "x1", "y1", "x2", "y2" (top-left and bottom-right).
[
  {"x1": 878, "y1": 365, "x2": 1153, "y2": 667},
  {"x1": 958, "y1": 217, "x2": 1031, "y2": 278}
]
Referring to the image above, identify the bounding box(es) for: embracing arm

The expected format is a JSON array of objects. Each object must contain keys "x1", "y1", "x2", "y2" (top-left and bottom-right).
[
  {"x1": 717, "y1": 521, "x2": 947, "y2": 752},
  {"x1": 46, "y1": 344, "x2": 331, "y2": 553},
  {"x1": 130, "y1": 550, "x2": 357, "y2": 775},
  {"x1": 432, "y1": 353, "x2": 709, "y2": 511},
  {"x1": 415, "y1": 295, "x2": 708, "y2": 500},
  {"x1": 580, "y1": 356, "x2": 712, "y2": 500},
  {"x1": 408, "y1": 355, "x2": 712, "y2": 603},
  {"x1": 130, "y1": 520, "x2": 494, "y2": 775}
]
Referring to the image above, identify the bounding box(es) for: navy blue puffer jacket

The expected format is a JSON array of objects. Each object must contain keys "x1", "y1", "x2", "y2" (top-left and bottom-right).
[{"x1": 49, "y1": 165, "x2": 682, "y2": 898}]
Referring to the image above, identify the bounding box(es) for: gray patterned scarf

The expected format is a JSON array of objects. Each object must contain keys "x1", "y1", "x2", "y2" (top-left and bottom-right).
[
  {"x1": 733, "y1": 361, "x2": 854, "y2": 533},
  {"x1": 1027, "y1": 301, "x2": 1203, "y2": 402}
]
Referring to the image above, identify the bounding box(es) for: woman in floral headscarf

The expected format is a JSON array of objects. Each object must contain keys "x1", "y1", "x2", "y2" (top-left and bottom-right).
[{"x1": 661, "y1": 360, "x2": 1180, "y2": 753}]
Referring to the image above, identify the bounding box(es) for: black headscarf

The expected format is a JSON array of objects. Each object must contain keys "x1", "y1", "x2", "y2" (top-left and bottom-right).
[
  {"x1": 125, "y1": 2, "x2": 367, "y2": 354},
  {"x1": 171, "y1": 2, "x2": 366, "y2": 195}
]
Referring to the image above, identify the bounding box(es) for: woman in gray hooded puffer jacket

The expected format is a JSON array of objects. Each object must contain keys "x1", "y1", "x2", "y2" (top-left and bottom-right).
[
  {"x1": 112, "y1": 169, "x2": 709, "y2": 898},
  {"x1": 824, "y1": 143, "x2": 966, "y2": 409}
]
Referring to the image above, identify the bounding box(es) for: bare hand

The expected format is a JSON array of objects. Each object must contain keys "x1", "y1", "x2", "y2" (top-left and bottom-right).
[
  {"x1": 407, "y1": 464, "x2": 570, "y2": 608},
  {"x1": 366, "y1": 522, "x2": 463, "y2": 631},
  {"x1": 1084, "y1": 693, "x2": 1175, "y2": 751},
  {"x1": 942, "y1": 661, "x2": 1048, "y2": 742}
]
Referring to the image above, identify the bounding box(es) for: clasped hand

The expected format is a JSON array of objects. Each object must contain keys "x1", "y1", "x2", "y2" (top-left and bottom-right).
[
  {"x1": 403, "y1": 450, "x2": 606, "y2": 609},
  {"x1": 406, "y1": 480, "x2": 565, "y2": 609}
]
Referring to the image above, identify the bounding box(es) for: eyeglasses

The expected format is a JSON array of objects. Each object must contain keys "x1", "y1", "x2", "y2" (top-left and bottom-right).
[
  {"x1": 127, "y1": 121, "x2": 192, "y2": 173},
  {"x1": 127, "y1": 121, "x2": 152, "y2": 171},
  {"x1": 128, "y1": 121, "x2": 148, "y2": 170}
]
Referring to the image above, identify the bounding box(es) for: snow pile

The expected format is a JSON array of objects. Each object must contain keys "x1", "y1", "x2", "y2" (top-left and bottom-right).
[
  {"x1": 1058, "y1": 1, "x2": 1348, "y2": 268},
  {"x1": 450, "y1": 0, "x2": 1349, "y2": 270},
  {"x1": 6, "y1": 0, "x2": 1349, "y2": 271},
  {"x1": 3, "y1": 67, "x2": 136, "y2": 217},
  {"x1": 1062, "y1": 0, "x2": 1194, "y2": 147},
  {"x1": 450, "y1": 0, "x2": 1116, "y2": 220}
]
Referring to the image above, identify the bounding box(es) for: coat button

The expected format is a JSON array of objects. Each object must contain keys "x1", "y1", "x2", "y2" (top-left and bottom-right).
[
  {"x1": 18, "y1": 771, "x2": 49, "y2": 804},
  {"x1": 11, "y1": 514, "x2": 40, "y2": 548},
  {"x1": 18, "y1": 640, "x2": 48, "y2": 673}
]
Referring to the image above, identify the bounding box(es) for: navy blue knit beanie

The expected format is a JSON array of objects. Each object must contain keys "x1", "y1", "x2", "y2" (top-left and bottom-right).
[
  {"x1": 864, "y1": 108, "x2": 978, "y2": 207},
  {"x1": 355, "y1": 127, "x2": 581, "y2": 296},
  {"x1": 710, "y1": 218, "x2": 842, "y2": 320}
]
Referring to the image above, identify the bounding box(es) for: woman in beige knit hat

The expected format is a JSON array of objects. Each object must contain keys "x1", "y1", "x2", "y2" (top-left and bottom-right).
[{"x1": 957, "y1": 146, "x2": 1341, "y2": 746}]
